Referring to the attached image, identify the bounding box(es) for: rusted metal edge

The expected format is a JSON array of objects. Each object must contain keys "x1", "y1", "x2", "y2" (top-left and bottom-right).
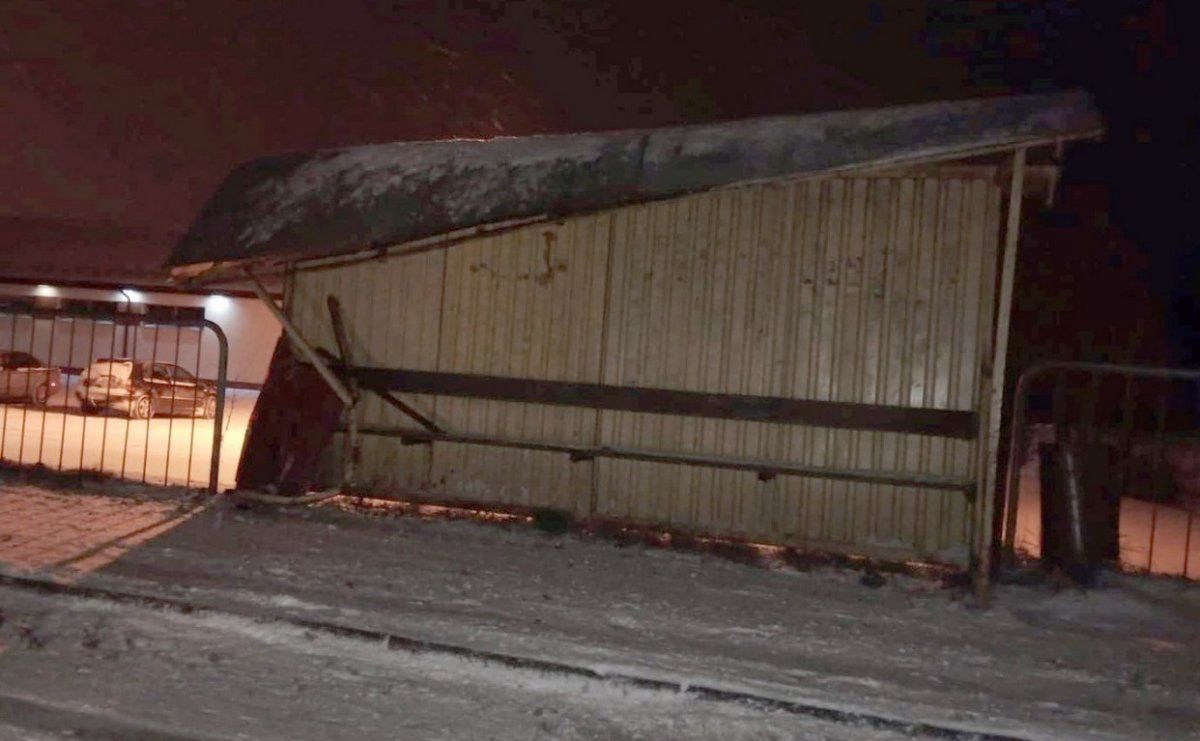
[
  {"x1": 347, "y1": 367, "x2": 978, "y2": 439},
  {"x1": 350, "y1": 425, "x2": 975, "y2": 493}
]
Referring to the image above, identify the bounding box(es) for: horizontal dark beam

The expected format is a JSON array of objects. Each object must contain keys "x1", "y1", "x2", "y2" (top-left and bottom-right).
[
  {"x1": 0, "y1": 275, "x2": 279, "y2": 300},
  {"x1": 347, "y1": 367, "x2": 977, "y2": 439},
  {"x1": 0, "y1": 303, "x2": 205, "y2": 324},
  {"x1": 350, "y1": 426, "x2": 975, "y2": 493}
]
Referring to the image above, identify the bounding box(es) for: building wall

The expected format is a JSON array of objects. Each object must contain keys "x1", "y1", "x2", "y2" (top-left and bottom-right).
[
  {"x1": 0, "y1": 283, "x2": 280, "y2": 386},
  {"x1": 290, "y1": 175, "x2": 1002, "y2": 565}
]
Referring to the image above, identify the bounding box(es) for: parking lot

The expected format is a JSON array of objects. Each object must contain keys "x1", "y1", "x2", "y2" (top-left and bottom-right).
[{"x1": 0, "y1": 377, "x2": 254, "y2": 491}]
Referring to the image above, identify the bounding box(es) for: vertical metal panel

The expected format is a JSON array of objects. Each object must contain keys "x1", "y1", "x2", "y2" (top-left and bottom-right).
[
  {"x1": 290, "y1": 173, "x2": 1001, "y2": 564},
  {"x1": 427, "y1": 217, "x2": 611, "y2": 512},
  {"x1": 292, "y1": 248, "x2": 445, "y2": 491},
  {"x1": 593, "y1": 177, "x2": 999, "y2": 563},
  {"x1": 293, "y1": 216, "x2": 614, "y2": 508}
]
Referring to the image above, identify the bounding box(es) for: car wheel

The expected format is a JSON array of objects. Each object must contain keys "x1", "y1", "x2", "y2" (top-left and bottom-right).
[
  {"x1": 80, "y1": 400, "x2": 100, "y2": 415},
  {"x1": 199, "y1": 394, "x2": 217, "y2": 420},
  {"x1": 130, "y1": 394, "x2": 155, "y2": 420},
  {"x1": 31, "y1": 384, "x2": 50, "y2": 407}
]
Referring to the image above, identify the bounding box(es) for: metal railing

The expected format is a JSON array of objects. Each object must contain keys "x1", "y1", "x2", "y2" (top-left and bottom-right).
[
  {"x1": 1001, "y1": 360, "x2": 1200, "y2": 579},
  {"x1": 0, "y1": 302, "x2": 228, "y2": 494}
]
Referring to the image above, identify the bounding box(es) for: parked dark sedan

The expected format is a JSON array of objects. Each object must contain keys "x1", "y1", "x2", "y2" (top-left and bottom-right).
[
  {"x1": 77, "y1": 359, "x2": 217, "y2": 419},
  {"x1": 0, "y1": 351, "x2": 62, "y2": 406}
]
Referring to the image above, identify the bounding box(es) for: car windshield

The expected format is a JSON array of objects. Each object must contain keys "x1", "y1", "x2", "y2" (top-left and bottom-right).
[{"x1": 83, "y1": 359, "x2": 133, "y2": 380}]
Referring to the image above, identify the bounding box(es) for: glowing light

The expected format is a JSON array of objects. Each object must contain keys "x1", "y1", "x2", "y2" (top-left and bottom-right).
[
  {"x1": 205, "y1": 293, "x2": 232, "y2": 316},
  {"x1": 33, "y1": 284, "x2": 59, "y2": 297},
  {"x1": 119, "y1": 288, "x2": 145, "y2": 304}
]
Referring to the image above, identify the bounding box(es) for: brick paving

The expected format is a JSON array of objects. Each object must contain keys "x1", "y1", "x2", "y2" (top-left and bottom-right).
[{"x1": 0, "y1": 484, "x2": 201, "y2": 577}]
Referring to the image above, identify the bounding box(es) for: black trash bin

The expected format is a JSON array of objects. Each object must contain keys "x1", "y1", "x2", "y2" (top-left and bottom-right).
[{"x1": 1039, "y1": 431, "x2": 1121, "y2": 581}]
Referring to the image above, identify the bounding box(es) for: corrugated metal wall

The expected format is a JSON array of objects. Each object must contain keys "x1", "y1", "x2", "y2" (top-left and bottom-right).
[{"x1": 290, "y1": 174, "x2": 1002, "y2": 564}]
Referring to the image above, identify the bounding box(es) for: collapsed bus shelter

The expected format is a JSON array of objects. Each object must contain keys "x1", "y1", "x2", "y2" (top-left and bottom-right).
[{"x1": 168, "y1": 92, "x2": 1102, "y2": 580}]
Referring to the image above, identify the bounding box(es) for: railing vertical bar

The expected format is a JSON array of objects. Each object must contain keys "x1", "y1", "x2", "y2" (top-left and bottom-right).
[
  {"x1": 1183, "y1": 380, "x2": 1198, "y2": 579},
  {"x1": 1052, "y1": 368, "x2": 1068, "y2": 444},
  {"x1": 204, "y1": 320, "x2": 228, "y2": 496},
  {"x1": 1110, "y1": 373, "x2": 1137, "y2": 572},
  {"x1": 119, "y1": 317, "x2": 141, "y2": 481},
  {"x1": 56, "y1": 317, "x2": 77, "y2": 472},
  {"x1": 1115, "y1": 374, "x2": 1137, "y2": 513},
  {"x1": 164, "y1": 320, "x2": 184, "y2": 486},
  {"x1": 77, "y1": 317, "x2": 99, "y2": 480},
  {"x1": 1184, "y1": 442, "x2": 1196, "y2": 578},
  {"x1": 1049, "y1": 368, "x2": 1068, "y2": 566},
  {"x1": 1001, "y1": 368, "x2": 1034, "y2": 559},
  {"x1": 1184, "y1": 509, "x2": 1196, "y2": 580},
  {"x1": 16, "y1": 313, "x2": 39, "y2": 464},
  {"x1": 1080, "y1": 370, "x2": 1100, "y2": 446},
  {"x1": 35, "y1": 314, "x2": 58, "y2": 465},
  {"x1": 184, "y1": 325, "x2": 203, "y2": 488},
  {"x1": 1, "y1": 313, "x2": 18, "y2": 461},
  {"x1": 96, "y1": 317, "x2": 120, "y2": 479},
  {"x1": 1145, "y1": 383, "x2": 1168, "y2": 574},
  {"x1": 141, "y1": 322, "x2": 161, "y2": 484}
]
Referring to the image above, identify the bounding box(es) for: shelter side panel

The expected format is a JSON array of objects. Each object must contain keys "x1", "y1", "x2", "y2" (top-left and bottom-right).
[
  {"x1": 594, "y1": 178, "x2": 999, "y2": 563},
  {"x1": 293, "y1": 250, "x2": 445, "y2": 491},
  {"x1": 289, "y1": 175, "x2": 1000, "y2": 566},
  {"x1": 422, "y1": 217, "x2": 611, "y2": 512}
]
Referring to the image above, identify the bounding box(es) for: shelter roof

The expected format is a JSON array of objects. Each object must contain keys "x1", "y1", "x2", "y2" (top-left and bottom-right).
[{"x1": 169, "y1": 91, "x2": 1101, "y2": 278}]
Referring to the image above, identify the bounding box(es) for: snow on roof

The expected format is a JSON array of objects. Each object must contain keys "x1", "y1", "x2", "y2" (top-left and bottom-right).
[{"x1": 169, "y1": 91, "x2": 1101, "y2": 274}]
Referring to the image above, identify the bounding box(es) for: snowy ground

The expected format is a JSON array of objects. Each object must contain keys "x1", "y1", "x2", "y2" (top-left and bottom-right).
[
  {"x1": 1, "y1": 586, "x2": 891, "y2": 741},
  {"x1": 0, "y1": 386, "x2": 254, "y2": 491},
  {"x1": 0, "y1": 479, "x2": 1198, "y2": 740}
]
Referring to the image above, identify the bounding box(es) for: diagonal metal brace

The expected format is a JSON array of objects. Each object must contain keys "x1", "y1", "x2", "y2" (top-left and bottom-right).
[
  {"x1": 326, "y1": 296, "x2": 442, "y2": 435},
  {"x1": 373, "y1": 390, "x2": 442, "y2": 434},
  {"x1": 245, "y1": 269, "x2": 354, "y2": 407}
]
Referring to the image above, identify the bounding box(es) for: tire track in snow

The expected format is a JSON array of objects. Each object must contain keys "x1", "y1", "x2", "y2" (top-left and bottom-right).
[{"x1": 0, "y1": 572, "x2": 1030, "y2": 741}]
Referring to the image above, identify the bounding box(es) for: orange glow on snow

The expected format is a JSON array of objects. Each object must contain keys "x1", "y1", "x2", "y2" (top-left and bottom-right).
[{"x1": 1011, "y1": 461, "x2": 1200, "y2": 579}]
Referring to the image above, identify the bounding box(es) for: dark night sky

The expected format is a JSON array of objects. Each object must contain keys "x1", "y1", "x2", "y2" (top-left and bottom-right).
[{"x1": 2, "y1": 0, "x2": 1197, "y2": 363}]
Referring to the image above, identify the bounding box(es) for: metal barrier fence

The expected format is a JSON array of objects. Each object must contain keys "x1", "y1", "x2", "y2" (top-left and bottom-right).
[
  {"x1": 1001, "y1": 361, "x2": 1200, "y2": 579},
  {"x1": 0, "y1": 302, "x2": 228, "y2": 494}
]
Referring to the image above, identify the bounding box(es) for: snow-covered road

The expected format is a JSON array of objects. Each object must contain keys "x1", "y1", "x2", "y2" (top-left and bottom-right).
[
  {"x1": 0, "y1": 479, "x2": 1198, "y2": 740},
  {"x1": 0, "y1": 583, "x2": 910, "y2": 741}
]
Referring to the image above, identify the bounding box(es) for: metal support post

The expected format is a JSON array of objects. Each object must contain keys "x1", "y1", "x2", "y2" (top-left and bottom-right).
[{"x1": 976, "y1": 146, "x2": 1027, "y2": 598}]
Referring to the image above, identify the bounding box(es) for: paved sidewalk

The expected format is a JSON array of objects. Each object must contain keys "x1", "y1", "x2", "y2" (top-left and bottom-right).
[
  {"x1": 0, "y1": 479, "x2": 1198, "y2": 740},
  {"x1": 0, "y1": 483, "x2": 200, "y2": 575}
]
